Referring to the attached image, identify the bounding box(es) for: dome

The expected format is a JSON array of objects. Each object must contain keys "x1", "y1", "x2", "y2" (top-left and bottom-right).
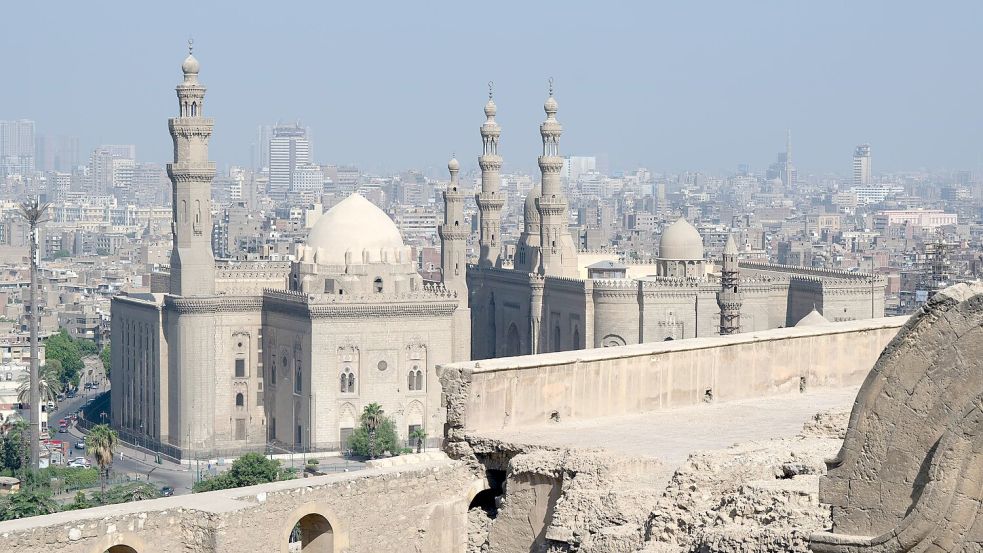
[
  {"x1": 306, "y1": 193, "x2": 404, "y2": 265},
  {"x1": 524, "y1": 185, "x2": 542, "y2": 230},
  {"x1": 659, "y1": 218, "x2": 704, "y2": 260},
  {"x1": 447, "y1": 156, "x2": 460, "y2": 172},
  {"x1": 182, "y1": 53, "x2": 200, "y2": 75},
  {"x1": 544, "y1": 95, "x2": 558, "y2": 116},
  {"x1": 484, "y1": 98, "x2": 497, "y2": 118},
  {"x1": 795, "y1": 308, "x2": 831, "y2": 327}
]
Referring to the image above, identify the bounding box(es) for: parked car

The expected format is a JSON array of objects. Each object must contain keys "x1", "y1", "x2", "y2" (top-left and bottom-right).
[
  {"x1": 66, "y1": 390, "x2": 77, "y2": 399},
  {"x1": 67, "y1": 458, "x2": 90, "y2": 468},
  {"x1": 74, "y1": 441, "x2": 85, "y2": 450},
  {"x1": 160, "y1": 486, "x2": 174, "y2": 497}
]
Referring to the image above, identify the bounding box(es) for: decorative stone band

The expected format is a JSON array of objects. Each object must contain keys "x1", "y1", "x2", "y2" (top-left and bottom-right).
[
  {"x1": 475, "y1": 194, "x2": 505, "y2": 209},
  {"x1": 164, "y1": 295, "x2": 263, "y2": 314},
  {"x1": 437, "y1": 227, "x2": 470, "y2": 240},
  {"x1": 167, "y1": 163, "x2": 217, "y2": 182},
  {"x1": 263, "y1": 293, "x2": 459, "y2": 319},
  {"x1": 478, "y1": 157, "x2": 503, "y2": 171},
  {"x1": 538, "y1": 157, "x2": 564, "y2": 173}
]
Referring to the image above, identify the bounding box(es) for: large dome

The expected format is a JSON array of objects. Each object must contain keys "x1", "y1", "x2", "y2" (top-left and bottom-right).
[
  {"x1": 659, "y1": 218, "x2": 704, "y2": 260},
  {"x1": 306, "y1": 193, "x2": 404, "y2": 265}
]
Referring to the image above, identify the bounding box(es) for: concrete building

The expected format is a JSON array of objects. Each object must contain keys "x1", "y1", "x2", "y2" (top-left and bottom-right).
[
  {"x1": 853, "y1": 143, "x2": 871, "y2": 186},
  {"x1": 873, "y1": 209, "x2": 957, "y2": 231},
  {"x1": 268, "y1": 124, "x2": 310, "y2": 201},
  {"x1": 0, "y1": 119, "x2": 35, "y2": 176},
  {"x1": 110, "y1": 48, "x2": 470, "y2": 458}
]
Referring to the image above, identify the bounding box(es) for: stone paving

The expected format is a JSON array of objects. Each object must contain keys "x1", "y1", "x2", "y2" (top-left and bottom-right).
[{"x1": 477, "y1": 386, "x2": 858, "y2": 480}]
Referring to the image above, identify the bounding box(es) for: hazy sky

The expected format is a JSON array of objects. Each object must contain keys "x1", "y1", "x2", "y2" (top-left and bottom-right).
[{"x1": 3, "y1": 1, "x2": 982, "y2": 176}]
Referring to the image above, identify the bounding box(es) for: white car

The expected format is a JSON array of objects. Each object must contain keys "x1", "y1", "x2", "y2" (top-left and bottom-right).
[{"x1": 67, "y1": 458, "x2": 90, "y2": 468}]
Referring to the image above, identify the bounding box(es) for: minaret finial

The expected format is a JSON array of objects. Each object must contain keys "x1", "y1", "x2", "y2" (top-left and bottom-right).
[
  {"x1": 188, "y1": 37, "x2": 194, "y2": 55},
  {"x1": 488, "y1": 81, "x2": 493, "y2": 100},
  {"x1": 548, "y1": 77, "x2": 554, "y2": 96}
]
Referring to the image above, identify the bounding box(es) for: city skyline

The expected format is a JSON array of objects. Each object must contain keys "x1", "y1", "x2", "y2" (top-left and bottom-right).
[{"x1": 2, "y1": 1, "x2": 982, "y2": 175}]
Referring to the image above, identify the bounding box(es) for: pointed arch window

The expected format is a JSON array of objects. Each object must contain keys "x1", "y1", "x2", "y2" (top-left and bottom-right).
[
  {"x1": 407, "y1": 365, "x2": 424, "y2": 392},
  {"x1": 340, "y1": 367, "x2": 356, "y2": 394}
]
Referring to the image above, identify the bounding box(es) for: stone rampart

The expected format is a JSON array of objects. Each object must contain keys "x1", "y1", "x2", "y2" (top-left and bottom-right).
[
  {"x1": 0, "y1": 455, "x2": 477, "y2": 553},
  {"x1": 439, "y1": 317, "x2": 905, "y2": 435}
]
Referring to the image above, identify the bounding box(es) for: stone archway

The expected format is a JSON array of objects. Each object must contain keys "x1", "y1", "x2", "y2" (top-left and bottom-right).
[
  {"x1": 106, "y1": 547, "x2": 138, "y2": 553},
  {"x1": 281, "y1": 503, "x2": 348, "y2": 553}
]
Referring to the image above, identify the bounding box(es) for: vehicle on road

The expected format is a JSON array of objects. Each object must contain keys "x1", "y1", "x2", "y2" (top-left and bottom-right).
[
  {"x1": 160, "y1": 486, "x2": 174, "y2": 497},
  {"x1": 66, "y1": 390, "x2": 76, "y2": 399},
  {"x1": 67, "y1": 458, "x2": 90, "y2": 468},
  {"x1": 74, "y1": 441, "x2": 85, "y2": 450}
]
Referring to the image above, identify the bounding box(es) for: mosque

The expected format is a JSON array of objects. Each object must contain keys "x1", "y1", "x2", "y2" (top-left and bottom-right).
[
  {"x1": 110, "y1": 48, "x2": 884, "y2": 458},
  {"x1": 110, "y1": 49, "x2": 469, "y2": 457},
  {"x1": 466, "y1": 83, "x2": 887, "y2": 358}
]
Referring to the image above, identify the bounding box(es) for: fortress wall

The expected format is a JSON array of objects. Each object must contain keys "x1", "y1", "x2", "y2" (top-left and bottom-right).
[
  {"x1": 0, "y1": 456, "x2": 476, "y2": 553},
  {"x1": 440, "y1": 317, "x2": 906, "y2": 434}
]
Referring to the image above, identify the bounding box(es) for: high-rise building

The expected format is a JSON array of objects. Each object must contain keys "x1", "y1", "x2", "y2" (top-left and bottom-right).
[
  {"x1": 0, "y1": 119, "x2": 36, "y2": 176},
  {"x1": 36, "y1": 134, "x2": 79, "y2": 172},
  {"x1": 253, "y1": 125, "x2": 272, "y2": 171},
  {"x1": 853, "y1": 143, "x2": 871, "y2": 186},
  {"x1": 268, "y1": 124, "x2": 310, "y2": 201}
]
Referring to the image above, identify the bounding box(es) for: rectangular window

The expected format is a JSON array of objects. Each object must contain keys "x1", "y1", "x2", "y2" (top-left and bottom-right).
[
  {"x1": 235, "y1": 419, "x2": 246, "y2": 440},
  {"x1": 408, "y1": 424, "x2": 421, "y2": 437},
  {"x1": 235, "y1": 358, "x2": 246, "y2": 378},
  {"x1": 340, "y1": 427, "x2": 354, "y2": 448},
  {"x1": 256, "y1": 390, "x2": 264, "y2": 406}
]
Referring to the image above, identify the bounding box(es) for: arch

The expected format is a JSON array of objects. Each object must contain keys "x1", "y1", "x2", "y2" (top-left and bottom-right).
[
  {"x1": 506, "y1": 323, "x2": 521, "y2": 356},
  {"x1": 280, "y1": 502, "x2": 348, "y2": 553},
  {"x1": 373, "y1": 277, "x2": 383, "y2": 293},
  {"x1": 415, "y1": 370, "x2": 423, "y2": 391},
  {"x1": 572, "y1": 327, "x2": 580, "y2": 349},
  {"x1": 89, "y1": 533, "x2": 149, "y2": 553},
  {"x1": 106, "y1": 547, "x2": 138, "y2": 553},
  {"x1": 235, "y1": 393, "x2": 244, "y2": 407},
  {"x1": 190, "y1": 102, "x2": 197, "y2": 116},
  {"x1": 553, "y1": 325, "x2": 561, "y2": 352},
  {"x1": 601, "y1": 334, "x2": 626, "y2": 347}
]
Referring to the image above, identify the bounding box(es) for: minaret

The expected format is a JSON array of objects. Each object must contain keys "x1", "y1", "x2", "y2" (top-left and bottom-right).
[
  {"x1": 536, "y1": 79, "x2": 577, "y2": 277},
  {"x1": 167, "y1": 40, "x2": 216, "y2": 296},
  {"x1": 439, "y1": 155, "x2": 468, "y2": 297},
  {"x1": 718, "y1": 234, "x2": 742, "y2": 334},
  {"x1": 476, "y1": 82, "x2": 504, "y2": 268}
]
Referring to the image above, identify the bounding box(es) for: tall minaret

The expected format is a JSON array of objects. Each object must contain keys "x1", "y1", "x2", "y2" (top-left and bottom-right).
[
  {"x1": 536, "y1": 80, "x2": 577, "y2": 277},
  {"x1": 718, "y1": 234, "x2": 742, "y2": 335},
  {"x1": 168, "y1": 41, "x2": 216, "y2": 296},
  {"x1": 439, "y1": 155, "x2": 468, "y2": 297},
  {"x1": 476, "y1": 82, "x2": 504, "y2": 268}
]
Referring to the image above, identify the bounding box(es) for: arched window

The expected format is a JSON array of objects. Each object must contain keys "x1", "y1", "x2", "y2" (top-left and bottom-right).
[
  {"x1": 235, "y1": 393, "x2": 244, "y2": 407},
  {"x1": 415, "y1": 370, "x2": 423, "y2": 391},
  {"x1": 506, "y1": 323, "x2": 521, "y2": 356},
  {"x1": 553, "y1": 326, "x2": 561, "y2": 352},
  {"x1": 573, "y1": 328, "x2": 580, "y2": 349},
  {"x1": 407, "y1": 366, "x2": 424, "y2": 392},
  {"x1": 407, "y1": 370, "x2": 415, "y2": 391},
  {"x1": 191, "y1": 102, "x2": 197, "y2": 116},
  {"x1": 271, "y1": 358, "x2": 277, "y2": 381},
  {"x1": 340, "y1": 367, "x2": 355, "y2": 394},
  {"x1": 373, "y1": 277, "x2": 383, "y2": 293},
  {"x1": 294, "y1": 361, "x2": 303, "y2": 394}
]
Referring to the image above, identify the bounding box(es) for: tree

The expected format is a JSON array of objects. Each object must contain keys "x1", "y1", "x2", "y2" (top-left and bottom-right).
[
  {"x1": 0, "y1": 486, "x2": 57, "y2": 521},
  {"x1": 361, "y1": 403, "x2": 384, "y2": 459},
  {"x1": 96, "y1": 482, "x2": 160, "y2": 505},
  {"x1": 62, "y1": 491, "x2": 93, "y2": 511},
  {"x1": 192, "y1": 452, "x2": 293, "y2": 493},
  {"x1": 84, "y1": 424, "x2": 118, "y2": 495},
  {"x1": 100, "y1": 345, "x2": 111, "y2": 378},
  {"x1": 0, "y1": 420, "x2": 28, "y2": 472},
  {"x1": 43, "y1": 330, "x2": 84, "y2": 389},
  {"x1": 16, "y1": 363, "x2": 61, "y2": 406},
  {"x1": 348, "y1": 405, "x2": 399, "y2": 459}
]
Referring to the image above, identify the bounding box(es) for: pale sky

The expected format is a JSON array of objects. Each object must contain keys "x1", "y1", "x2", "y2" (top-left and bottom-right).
[{"x1": 2, "y1": 0, "x2": 981, "y2": 176}]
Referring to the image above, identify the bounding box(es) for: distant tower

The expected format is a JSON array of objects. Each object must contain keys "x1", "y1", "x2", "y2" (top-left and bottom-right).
[
  {"x1": 439, "y1": 155, "x2": 468, "y2": 297},
  {"x1": 784, "y1": 129, "x2": 795, "y2": 189},
  {"x1": 718, "y1": 234, "x2": 742, "y2": 335},
  {"x1": 853, "y1": 144, "x2": 871, "y2": 186},
  {"x1": 476, "y1": 83, "x2": 503, "y2": 268},
  {"x1": 535, "y1": 80, "x2": 577, "y2": 277},
  {"x1": 168, "y1": 41, "x2": 216, "y2": 297}
]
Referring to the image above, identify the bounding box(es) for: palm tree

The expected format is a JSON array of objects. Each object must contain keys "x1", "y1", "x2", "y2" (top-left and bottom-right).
[
  {"x1": 361, "y1": 403, "x2": 384, "y2": 459},
  {"x1": 16, "y1": 363, "x2": 60, "y2": 406},
  {"x1": 85, "y1": 424, "x2": 118, "y2": 496}
]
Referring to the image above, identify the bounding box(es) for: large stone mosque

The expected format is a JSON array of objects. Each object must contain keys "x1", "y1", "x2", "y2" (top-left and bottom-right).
[{"x1": 110, "y1": 48, "x2": 884, "y2": 458}]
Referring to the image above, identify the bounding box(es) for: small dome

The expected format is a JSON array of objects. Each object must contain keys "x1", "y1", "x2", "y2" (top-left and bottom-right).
[
  {"x1": 795, "y1": 309, "x2": 831, "y2": 327},
  {"x1": 182, "y1": 53, "x2": 200, "y2": 75},
  {"x1": 524, "y1": 185, "x2": 542, "y2": 229},
  {"x1": 306, "y1": 193, "x2": 405, "y2": 265},
  {"x1": 544, "y1": 95, "x2": 558, "y2": 116},
  {"x1": 447, "y1": 157, "x2": 460, "y2": 172},
  {"x1": 659, "y1": 218, "x2": 704, "y2": 260},
  {"x1": 484, "y1": 98, "x2": 497, "y2": 118}
]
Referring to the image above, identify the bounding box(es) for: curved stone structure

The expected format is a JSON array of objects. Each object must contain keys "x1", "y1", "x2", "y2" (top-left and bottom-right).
[{"x1": 811, "y1": 283, "x2": 983, "y2": 552}]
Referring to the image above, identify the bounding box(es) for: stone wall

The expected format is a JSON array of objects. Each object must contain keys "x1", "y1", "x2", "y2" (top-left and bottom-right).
[
  {"x1": 0, "y1": 456, "x2": 478, "y2": 553},
  {"x1": 439, "y1": 317, "x2": 905, "y2": 435}
]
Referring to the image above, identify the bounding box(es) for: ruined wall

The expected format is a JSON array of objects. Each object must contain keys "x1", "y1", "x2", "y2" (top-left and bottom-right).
[
  {"x1": 0, "y1": 456, "x2": 477, "y2": 553},
  {"x1": 440, "y1": 317, "x2": 905, "y2": 434}
]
